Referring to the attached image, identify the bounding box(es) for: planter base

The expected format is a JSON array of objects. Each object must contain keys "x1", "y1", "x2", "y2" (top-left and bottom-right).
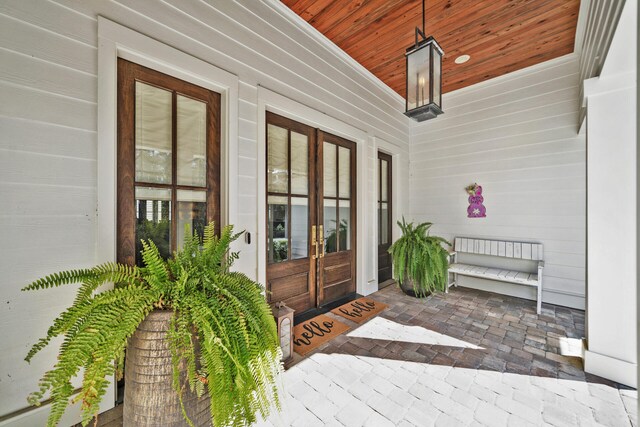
[
  {"x1": 399, "y1": 280, "x2": 431, "y2": 298},
  {"x1": 123, "y1": 310, "x2": 210, "y2": 427}
]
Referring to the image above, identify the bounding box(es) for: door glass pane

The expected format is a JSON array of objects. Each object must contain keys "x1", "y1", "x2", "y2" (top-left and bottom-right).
[
  {"x1": 381, "y1": 160, "x2": 388, "y2": 202},
  {"x1": 268, "y1": 125, "x2": 288, "y2": 193},
  {"x1": 268, "y1": 195, "x2": 288, "y2": 263},
  {"x1": 176, "y1": 189, "x2": 206, "y2": 249},
  {"x1": 338, "y1": 146, "x2": 350, "y2": 198},
  {"x1": 135, "y1": 186, "x2": 171, "y2": 266},
  {"x1": 291, "y1": 132, "x2": 308, "y2": 195},
  {"x1": 135, "y1": 82, "x2": 172, "y2": 184},
  {"x1": 177, "y1": 95, "x2": 206, "y2": 187},
  {"x1": 339, "y1": 200, "x2": 351, "y2": 251},
  {"x1": 290, "y1": 197, "x2": 308, "y2": 259},
  {"x1": 380, "y1": 202, "x2": 388, "y2": 245},
  {"x1": 280, "y1": 317, "x2": 291, "y2": 359},
  {"x1": 323, "y1": 143, "x2": 337, "y2": 198},
  {"x1": 323, "y1": 199, "x2": 337, "y2": 254}
]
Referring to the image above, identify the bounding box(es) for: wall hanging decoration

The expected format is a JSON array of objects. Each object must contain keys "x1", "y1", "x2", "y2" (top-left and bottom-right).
[{"x1": 465, "y1": 183, "x2": 486, "y2": 218}]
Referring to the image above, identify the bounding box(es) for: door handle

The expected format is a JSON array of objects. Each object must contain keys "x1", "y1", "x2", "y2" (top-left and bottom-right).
[
  {"x1": 319, "y1": 225, "x2": 325, "y2": 258},
  {"x1": 311, "y1": 225, "x2": 318, "y2": 260}
]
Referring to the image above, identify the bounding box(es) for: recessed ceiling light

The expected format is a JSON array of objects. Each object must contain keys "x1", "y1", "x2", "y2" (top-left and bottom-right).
[{"x1": 455, "y1": 54, "x2": 471, "y2": 64}]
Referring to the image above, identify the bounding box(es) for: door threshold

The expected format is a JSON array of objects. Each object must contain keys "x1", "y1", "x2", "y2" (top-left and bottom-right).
[
  {"x1": 293, "y1": 293, "x2": 360, "y2": 325},
  {"x1": 378, "y1": 279, "x2": 396, "y2": 290}
]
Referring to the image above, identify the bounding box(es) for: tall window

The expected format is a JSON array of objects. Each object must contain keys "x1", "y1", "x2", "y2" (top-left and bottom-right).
[{"x1": 117, "y1": 59, "x2": 221, "y2": 266}]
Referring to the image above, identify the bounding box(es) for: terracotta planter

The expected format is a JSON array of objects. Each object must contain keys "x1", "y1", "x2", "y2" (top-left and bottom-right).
[{"x1": 123, "y1": 310, "x2": 210, "y2": 426}]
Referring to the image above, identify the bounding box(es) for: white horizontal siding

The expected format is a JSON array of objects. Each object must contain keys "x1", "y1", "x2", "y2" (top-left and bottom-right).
[
  {"x1": 410, "y1": 54, "x2": 586, "y2": 309},
  {"x1": 0, "y1": 116, "x2": 96, "y2": 159},
  {"x1": 0, "y1": 0, "x2": 410, "y2": 419}
]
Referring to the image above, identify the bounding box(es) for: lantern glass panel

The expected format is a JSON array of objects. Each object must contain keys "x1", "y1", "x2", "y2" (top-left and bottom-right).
[
  {"x1": 432, "y1": 47, "x2": 442, "y2": 108},
  {"x1": 280, "y1": 317, "x2": 291, "y2": 359},
  {"x1": 407, "y1": 45, "x2": 430, "y2": 110}
]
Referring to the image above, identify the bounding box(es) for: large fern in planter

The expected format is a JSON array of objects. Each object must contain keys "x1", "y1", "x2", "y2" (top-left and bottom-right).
[
  {"x1": 388, "y1": 218, "x2": 451, "y2": 297},
  {"x1": 23, "y1": 223, "x2": 282, "y2": 427}
]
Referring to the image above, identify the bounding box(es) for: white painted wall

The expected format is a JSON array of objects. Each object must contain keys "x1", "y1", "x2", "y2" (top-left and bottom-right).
[
  {"x1": 584, "y1": 0, "x2": 637, "y2": 388},
  {"x1": 0, "y1": 0, "x2": 410, "y2": 422},
  {"x1": 409, "y1": 54, "x2": 587, "y2": 310}
]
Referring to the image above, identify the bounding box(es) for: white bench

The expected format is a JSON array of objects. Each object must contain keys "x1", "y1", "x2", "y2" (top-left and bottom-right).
[{"x1": 448, "y1": 237, "x2": 544, "y2": 314}]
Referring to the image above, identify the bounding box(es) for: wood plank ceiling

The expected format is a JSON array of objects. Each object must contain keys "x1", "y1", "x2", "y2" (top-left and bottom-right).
[{"x1": 282, "y1": 0, "x2": 580, "y2": 97}]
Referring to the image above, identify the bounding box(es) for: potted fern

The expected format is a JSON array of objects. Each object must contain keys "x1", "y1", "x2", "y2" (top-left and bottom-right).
[
  {"x1": 388, "y1": 218, "x2": 451, "y2": 297},
  {"x1": 22, "y1": 223, "x2": 282, "y2": 427}
]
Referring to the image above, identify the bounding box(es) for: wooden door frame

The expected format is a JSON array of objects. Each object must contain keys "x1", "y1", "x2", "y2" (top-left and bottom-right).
[
  {"x1": 316, "y1": 130, "x2": 358, "y2": 307},
  {"x1": 264, "y1": 112, "x2": 317, "y2": 313},
  {"x1": 116, "y1": 59, "x2": 221, "y2": 266},
  {"x1": 377, "y1": 150, "x2": 393, "y2": 283},
  {"x1": 264, "y1": 113, "x2": 358, "y2": 313},
  {"x1": 378, "y1": 151, "x2": 392, "y2": 244}
]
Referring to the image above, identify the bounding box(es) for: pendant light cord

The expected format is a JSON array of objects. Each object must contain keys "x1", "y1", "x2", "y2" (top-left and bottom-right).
[{"x1": 422, "y1": 0, "x2": 425, "y2": 35}]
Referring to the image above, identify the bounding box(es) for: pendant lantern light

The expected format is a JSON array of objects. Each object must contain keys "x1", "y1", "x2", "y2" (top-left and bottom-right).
[{"x1": 404, "y1": 0, "x2": 444, "y2": 121}]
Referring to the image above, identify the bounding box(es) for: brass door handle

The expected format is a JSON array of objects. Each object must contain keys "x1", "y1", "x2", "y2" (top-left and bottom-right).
[
  {"x1": 311, "y1": 225, "x2": 318, "y2": 260},
  {"x1": 319, "y1": 225, "x2": 325, "y2": 258}
]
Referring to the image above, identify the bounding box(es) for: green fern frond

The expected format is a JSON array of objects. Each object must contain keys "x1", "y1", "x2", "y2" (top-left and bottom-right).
[
  {"x1": 24, "y1": 222, "x2": 281, "y2": 427},
  {"x1": 389, "y1": 216, "x2": 451, "y2": 296},
  {"x1": 22, "y1": 269, "x2": 95, "y2": 291}
]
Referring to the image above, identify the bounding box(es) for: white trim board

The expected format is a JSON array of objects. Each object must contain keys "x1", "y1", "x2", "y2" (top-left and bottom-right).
[
  {"x1": 584, "y1": 349, "x2": 637, "y2": 388},
  {"x1": 97, "y1": 17, "x2": 239, "y2": 266},
  {"x1": 369, "y1": 137, "x2": 404, "y2": 292},
  {"x1": 256, "y1": 86, "x2": 370, "y2": 297},
  {"x1": 0, "y1": 392, "x2": 111, "y2": 427}
]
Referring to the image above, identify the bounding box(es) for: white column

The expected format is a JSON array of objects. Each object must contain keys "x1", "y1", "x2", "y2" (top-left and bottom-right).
[{"x1": 584, "y1": 0, "x2": 637, "y2": 388}]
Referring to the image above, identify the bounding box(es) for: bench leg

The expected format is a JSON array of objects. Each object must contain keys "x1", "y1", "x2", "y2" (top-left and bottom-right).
[
  {"x1": 537, "y1": 266, "x2": 543, "y2": 314},
  {"x1": 446, "y1": 253, "x2": 457, "y2": 293},
  {"x1": 447, "y1": 272, "x2": 456, "y2": 293},
  {"x1": 537, "y1": 282, "x2": 542, "y2": 314}
]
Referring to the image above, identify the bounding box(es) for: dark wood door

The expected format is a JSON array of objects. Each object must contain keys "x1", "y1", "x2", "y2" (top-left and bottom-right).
[
  {"x1": 377, "y1": 151, "x2": 392, "y2": 284},
  {"x1": 265, "y1": 112, "x2": 317, "y2": 314},
  {"x1": 317, "y1": 131, "x2": 357, "y2": 306},
  {"x1": 117, "y1": 59, "x2": 221, "y2": 267},
  {"x1": 265, "y1": 114, "x2": 357, "y2": 315}
]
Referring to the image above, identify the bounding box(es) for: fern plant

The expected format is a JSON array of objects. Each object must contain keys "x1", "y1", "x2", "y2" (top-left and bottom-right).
[
  {"x1": 23, "y1": 223, "x2": 282, "y2": 427},
  {"x1": 388, "y1": 218, "x2": 451, "y2": 297}
]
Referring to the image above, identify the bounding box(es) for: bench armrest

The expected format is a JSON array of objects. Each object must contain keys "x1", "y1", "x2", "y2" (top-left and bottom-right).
[
  {"x1": 448, "y1": 251, "x2": 457, "y2": 256},
  {"x1": 538, "y1": 261, "x2": 545, "y2": 269}
]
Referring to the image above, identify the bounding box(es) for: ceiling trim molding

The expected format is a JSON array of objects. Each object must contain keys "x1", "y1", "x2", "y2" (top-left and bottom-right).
[
  {"x1": 574, "y1": 0, "x2": 591, "y2": 55},
  {"x1": 264, "y1": 0, "x2": 405, "y2": 106}
]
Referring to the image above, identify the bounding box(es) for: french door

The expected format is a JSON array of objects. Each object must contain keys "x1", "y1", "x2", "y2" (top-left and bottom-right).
[
  {"x1": 266, "y1": 112, "x2": 357, "y2": 315},
  {"x1": 378, "y1": 151, "x2": 393, "y2": 284},
  {"x1": 117, "y1": 59, "x2": 221, "y2": 267}
]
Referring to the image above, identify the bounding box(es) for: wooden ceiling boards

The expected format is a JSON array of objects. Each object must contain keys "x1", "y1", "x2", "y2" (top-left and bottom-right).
[{"x1": 283, "y1": 0, "x2": 580, "y2": 97}]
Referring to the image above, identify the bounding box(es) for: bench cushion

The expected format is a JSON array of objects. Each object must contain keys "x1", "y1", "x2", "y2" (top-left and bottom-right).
[{"x1": 449, "y1": 263, "x2": 538, "y2": 286}]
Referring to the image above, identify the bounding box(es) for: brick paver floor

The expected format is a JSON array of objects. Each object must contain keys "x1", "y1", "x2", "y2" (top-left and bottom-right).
[{"x1": 256, "y1": 285, "x2": 637, "y2": 427}]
